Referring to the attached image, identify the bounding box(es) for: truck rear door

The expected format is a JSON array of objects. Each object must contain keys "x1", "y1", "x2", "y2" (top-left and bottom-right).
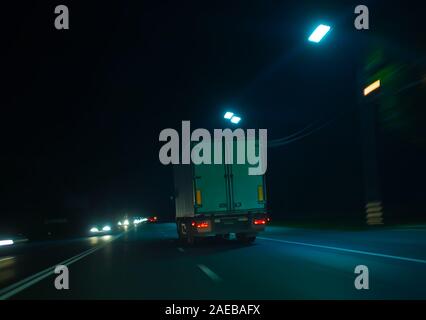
[
  {"x1": 193, "y1": 163, "x2": 229, "y2": 214},
  {"x1": 230, "y1": 163, "x2": 265, "y2": 212},
  {"x1": 228, "y1": 138, "x2": 265, "y2": 212}
]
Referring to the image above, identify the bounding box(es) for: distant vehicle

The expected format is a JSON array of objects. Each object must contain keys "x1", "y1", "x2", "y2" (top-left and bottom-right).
[
  {"x1": 117, "y1": 218, "x2": 130, "y2": 229},
  {"x1": 147, "y1": 216, "x2": 158, "y2": 223},
  {"x1": 89, "y1": 223, "x2": 113, "y2": 235},
  {"x1": 173, "y1": 140, "x2": 268, "y2": 245},
  {"x1": 117, "y1": 216, "x2": 146, "y2": 229},
  {"x1": 0, "y1": 233, "x2": 28, "y2": 246},
  {"x1": 0, "y1": 238, "x2": 14, "y2": 246}
]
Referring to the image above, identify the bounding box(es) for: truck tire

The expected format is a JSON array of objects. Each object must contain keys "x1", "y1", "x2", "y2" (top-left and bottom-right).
[
  {"x1": 186, "y1": 233, "x2": 195, "y2": 245},
  {"x1": 236, "y1": 233, "x2": 256, "y2": 244},
  {"x1": 177, "y1": 223, "x2": 185, "y2": 242},
  {"x1": 215, "y1": 234, "x2": 230, "y2": 242}
]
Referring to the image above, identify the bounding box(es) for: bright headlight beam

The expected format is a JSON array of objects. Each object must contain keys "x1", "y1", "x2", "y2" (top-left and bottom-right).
[
  {"x1": 308, "y1": 24, "x2": 331, "y2": 43},
  {"x1": 0, "y1": 240, "x2": 14, "y2": 246},
  {"x1": 102, "y1": 226, "x2": 111, "y2": 231},
  {"x1": 90, "y1": 227, "x2": 99, "y2": 233}
]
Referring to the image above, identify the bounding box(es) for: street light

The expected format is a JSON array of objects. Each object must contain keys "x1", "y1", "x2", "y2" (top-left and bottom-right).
[
  {"x1": 306, "y1": 23, "x2": 382, "y2": 225},
  {"x1": 308, "y1": 24, "x2": 331, "y2": 43},
  {"x1": 363, "y1": 79, "x2": 381, "y2": 96},
  {"x1": 223, "y1": 111, "x2": 241, "y2": 124},
  {"x1": 230, "y1": 116, "x2": 241, "y2": 124},
  {"x1": 224, "y1": 111, "x2": 234, "y2": 119}
]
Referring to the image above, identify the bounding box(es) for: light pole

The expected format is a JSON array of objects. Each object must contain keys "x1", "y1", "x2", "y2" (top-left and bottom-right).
[
  {"x1": 308, "y1": 24, "x2": 384, "y2": 225},
  {"x1": 220, "y1": 24, "x2": 384, "y2": 226},
  {"x1": 358, "y1": 73, "x2": 384, "y2": 225}
]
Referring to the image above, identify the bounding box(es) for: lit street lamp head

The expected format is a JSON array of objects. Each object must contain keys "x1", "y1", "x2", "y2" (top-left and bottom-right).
[
  {"x1": 308, "y1": 24, "x2": 331, "y2": 43},
  {"x1": 230, "y1": 116, "x2": 241, "y2": 124},
  {"x1": 224, "y1": 111, "x2": 234, "y2": 119},
  {"x1": 363, "y1": 80, "x2": 381, "y2": 96}
]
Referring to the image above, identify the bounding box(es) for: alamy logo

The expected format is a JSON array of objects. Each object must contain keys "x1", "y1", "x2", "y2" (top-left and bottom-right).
[
  {"x1": 354, "y1": 265, "x2": 369, "y2": 290},
  {"x1": 159, "y1": 121, "x2": 267, "y2": 175},
  {"x1": 54, "y1": 5, "x2": 69, "y2": 30},
  {"x1": 354, "y1": 5, "x2": 369, "y2": 30},
  {"x1": 54, "y1": 265, "x2": 69, "y2": 290}
]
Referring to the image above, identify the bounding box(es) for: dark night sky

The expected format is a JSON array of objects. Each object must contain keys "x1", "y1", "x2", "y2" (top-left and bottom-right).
[{"x1": 1, "y1": 1, "x2": 425, "y2": 226}]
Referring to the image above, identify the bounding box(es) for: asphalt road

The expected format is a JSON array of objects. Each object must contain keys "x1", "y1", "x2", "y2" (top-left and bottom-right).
[{"x1": 1, "y1": 223, "x2": 425, "y2": 299}]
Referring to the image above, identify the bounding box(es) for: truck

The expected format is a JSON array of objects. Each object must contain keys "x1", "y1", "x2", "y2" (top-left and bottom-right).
[{"x1": 173, "y1": 141, "x2": 268, "y2": 245}]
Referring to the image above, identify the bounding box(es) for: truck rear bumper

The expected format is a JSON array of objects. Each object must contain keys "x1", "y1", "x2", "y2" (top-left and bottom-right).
[{"x1": 187, "y1": 213, "x2": 267, "y2": 237}]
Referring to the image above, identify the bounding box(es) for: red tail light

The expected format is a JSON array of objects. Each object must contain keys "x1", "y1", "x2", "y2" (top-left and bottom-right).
[
  {"x1": 196, "y1": 221, "x2": 209, "y2": 228},
  {"x1": 253, "y1": 218, "x2": 267, "y2": 225}
]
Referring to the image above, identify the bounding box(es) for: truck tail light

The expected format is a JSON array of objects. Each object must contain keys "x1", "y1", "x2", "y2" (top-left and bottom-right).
[
  {"x1": 190, "y1": 221, "x2": 210, "y2": 228},
  {"x1": 253, "y1": 218, "x2": 267, "y2": 225},
  {"x1": 196, "y1": 221, "x2": 209, "y2": 229}
]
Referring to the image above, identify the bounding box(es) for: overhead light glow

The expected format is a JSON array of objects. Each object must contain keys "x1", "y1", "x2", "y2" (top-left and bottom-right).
[
  {"x1": 230, "y1": 116, "x2": 241, "y2": 124},
  {"x1": 224, "y1": 112, "x2": 234, "y2": 119},
  {"x1": 123, "y1": 219, "x2": 129, "y2": 226},
  {"x1": 308, "y1": 24, "x2": 331, "y2": 43},
  {"x1": 0, "y1": 240, "x2": 14, "y2": 246},
  {"x1": 363, "y1": 79, "x2": 381, "y2": 96}
]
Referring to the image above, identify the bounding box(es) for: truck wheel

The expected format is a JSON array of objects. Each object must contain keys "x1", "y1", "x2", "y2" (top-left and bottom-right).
[
  {"x1": 177, "y1": 225, "x2": 184, "y2": 242},
  {"x1": 177, "y1": 222, "x2": 189, "y2": 243},
  {"x1": 236, "y1": 233, "x2": 256, "y2": 244},
  {"x1": 215, "y1": 234, "x2": 230, "y2": 242},
  {"x1": 186, "y1": 233, "x2": 196, "y2": 246}
]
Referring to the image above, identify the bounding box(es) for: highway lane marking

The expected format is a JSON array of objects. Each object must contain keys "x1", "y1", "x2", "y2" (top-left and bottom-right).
[
  {"x1": 0, "y1": 257, "x2": 14, "y2": 263},
  {"x1": 197, "y1": 264, "x2": 222, "y2": 282},
  {"x1": 177, "y1": 247, "x2": 185, "y2": 253},
  {"x1": 258, "y1": 237, "x2": 426, "y2": 265},
  {"x1": 0, "y1": 234, "x2": 122, "y2": 300},
  {"x1": 395, "y1": 228, "x2": 426, "y2": 232}
]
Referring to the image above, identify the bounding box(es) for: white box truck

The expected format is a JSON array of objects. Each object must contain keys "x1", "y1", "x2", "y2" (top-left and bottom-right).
[{"x1": 173, "y1": 146, "x2": 268, "y2": 244}]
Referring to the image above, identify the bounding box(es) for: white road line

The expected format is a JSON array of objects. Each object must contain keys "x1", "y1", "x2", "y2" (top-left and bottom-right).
[
  {"x1": 197, "y1": 264, "x2": 222, "y2": 282},
  {"x1": 258, "y1": 237, "x2": 426, "y2": 265},
  {"x1": 0, "y1": 234, "x2": 122, "y2": 300},
  {"x1": 0, "y1": 257, "x2": 14, "y2": 263},
  {"x1": 177, "y1": 247, "x2": 185, "y2": 253}
]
